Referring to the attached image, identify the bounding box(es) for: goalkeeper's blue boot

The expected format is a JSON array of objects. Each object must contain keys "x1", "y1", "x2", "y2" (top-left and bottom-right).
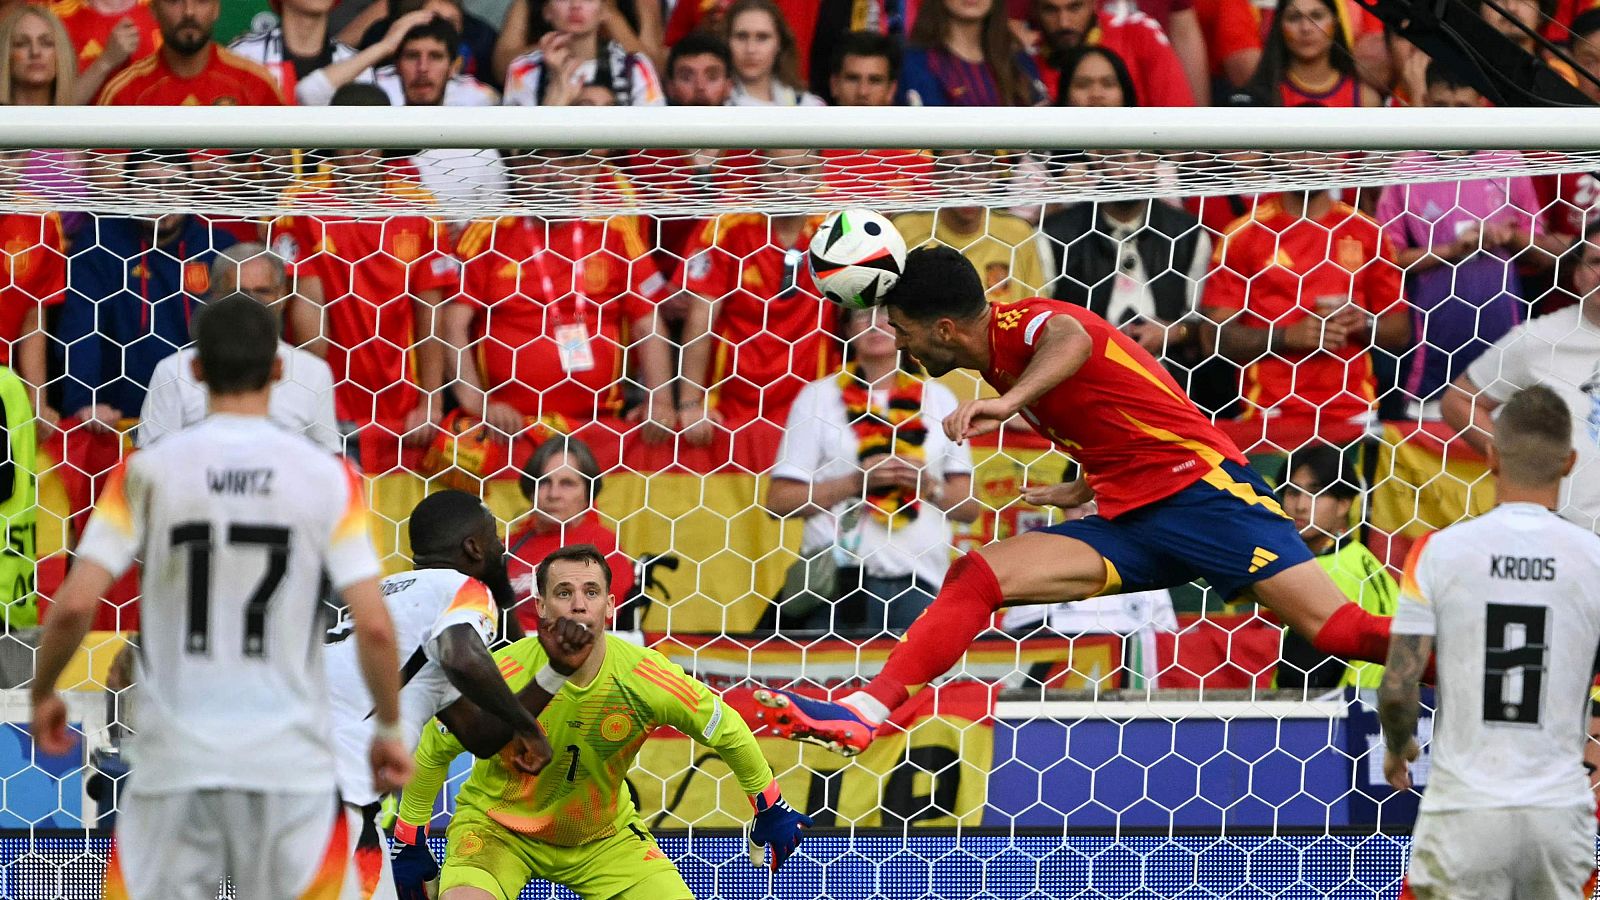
[{"x1": 752, "y1": 689, "x2": 875, "y2": 757}]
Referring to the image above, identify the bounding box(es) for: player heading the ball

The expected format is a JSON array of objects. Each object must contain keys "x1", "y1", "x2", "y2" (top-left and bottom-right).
[
  {"x1": 757, "y1": 243, "x2": 1400, "y2": 756},
  {"x1": 1380, "y1": 384, "x2": 1600, "y2": 899},
  {"x1": 389, "y1": 543, "x2": 811, "y2": 899},
  {"x1": 31, "y1": 293, "x2": 412, "y2": 899}
]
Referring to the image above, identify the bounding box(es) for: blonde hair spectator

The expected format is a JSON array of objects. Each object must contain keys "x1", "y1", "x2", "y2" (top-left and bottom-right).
[{"x1": 0, "y1": 4, "x2": 75, "y2": 106}]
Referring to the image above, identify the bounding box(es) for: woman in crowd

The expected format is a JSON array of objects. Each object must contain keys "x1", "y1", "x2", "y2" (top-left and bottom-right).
[
  {"x1": 1052, "y1": 44, "x2": 1137, "y2": 107},
  {"x1": 1, "y1": 4, "x2": 91, "y2": 210},
  {"x1": 493, "y1": 0, "x2": 665, "y2": 78},
  {"x1": 899, "y1": 0, "x2": 1046, "y2": 106},
  {"x1": 506, "y1": 436, "x2": 635, "y2": 629},
  {"x1": 1246, "y1": 0, "x2": 1380, "y2": 107},
  {"x1": 501, "y1": 0, "x2": 666, "y2": 106},
  {"x1": 722, "y1": 0, "x2": 824, "y2": 106},
  {"x1": 765, "y1": 307, "x2": 978, "y2": 636}
]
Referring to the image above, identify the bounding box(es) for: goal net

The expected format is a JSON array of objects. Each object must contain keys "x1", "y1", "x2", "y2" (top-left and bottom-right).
[{"x1": 2, "y1": 106, "x2": 1597, "y2": 897}]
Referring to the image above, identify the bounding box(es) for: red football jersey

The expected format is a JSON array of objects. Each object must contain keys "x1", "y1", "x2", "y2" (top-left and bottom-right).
[
  {"x1": 97, "y1": 44, "x2": 285, "y2": 105},
  {"x1": 683, "y1": 213, "x2": 838, "y2": 425},
  {"x1": 455, "y1": 215, "x2": 662, "y2": 419},
  {"x1": 52, "y1": 0, "x2": 161, "y2": 72},
  {"x1": 1038, "y1": 10, "x2": 1196, "y2": 106},
  {"x1": 983, "y1": 299, "x2": 1247, "y2": 518},
  {"x1": 821, "y1": 149, "x2": 935, "y2": 201},
  {"x1": 271, "y1": 192, "x2": 456, "y2": 429},
  {"x1": 0, "y1": 212, "x2": 67, "y2": 366},
  {"x1": 1202, "y1": 198, "x2": 1405, "y2": 426}
]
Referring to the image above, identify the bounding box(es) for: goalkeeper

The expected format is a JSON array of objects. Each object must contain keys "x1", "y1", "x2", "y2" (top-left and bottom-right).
[{"x1": 390, "y1": 544, "x2": 810, "y2": 900}]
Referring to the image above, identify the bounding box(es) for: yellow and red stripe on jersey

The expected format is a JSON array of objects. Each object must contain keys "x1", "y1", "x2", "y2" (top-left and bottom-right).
[
  {"x1": 101, "y1": 837, "x2": 129, "y2": 900},
  {"x1": 499, "y1": 655, "x2": 525, "y2": 680},
  {"x1": 93, "y1": 459, "x2": 134, "y2": 537},
  {"x1": 1399, "y1": 530, "x2": 1437, "y2": 605},
  {"x1": 446, "y1": 578, "x2": 495, "y2": 618},
  {"x1": 634, "y1": 657, "x2": 699, "y2": 710},
  {"x1": 332, "y1": 461, "x2": 371, "y2": 546},
  {"x1": 296, "y1": 804, "x2": 350, "y2": 900}
]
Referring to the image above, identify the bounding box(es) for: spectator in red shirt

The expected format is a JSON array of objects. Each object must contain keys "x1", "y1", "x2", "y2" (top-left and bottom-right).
[
  {"x1": 640, "y1": 33, "x2": 735, "y2": 323},
  {"x1": 821, "y1": 32, "x2": 934, "y2": 200},
  {"x1": 680, "y1": 151, "x2": 838, "y2": 442},
  {"x1": 446, "y1": 149, "x2": 674, "y2": 440},
  {"x1": 1244, "y1": 0, "x2": 1379, "y2": 107},
  {"x1": 900, "y1": 0, "x2": 1046, "y2": 106},
  {"x1": 50, "y1": 0, "x2": 157, "y2": 100},
  {"x1": 1032, "y1": 0, "x2": 1195, "y2": 106},
  {"x1": 96, "y1": 0, "x2": 284, "y2": 104},
  {"x1": 1201, "y1": 186, "x2": 1410, "y2": 441},
  {"x1": 0, "y1": 152, "x2": 66, "y2": 424},
  {"x1": 269, "y1": 86, "x2": 454, "y2": 446},
  {"x1": 507, "y1": 436, "x2": 635, "y2": 627},
  {"x1": 1192, "y1": 0, "x2": 1261, "y2": 93}
]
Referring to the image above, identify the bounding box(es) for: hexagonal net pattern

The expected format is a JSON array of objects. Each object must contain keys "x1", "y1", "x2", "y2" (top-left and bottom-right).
[{"x1": 0, "y1": 142, "x2": 1596, "y2": 898}]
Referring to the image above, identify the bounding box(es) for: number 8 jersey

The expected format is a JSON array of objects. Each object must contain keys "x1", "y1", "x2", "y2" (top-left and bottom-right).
[
  {"x1": 1393, "y1": 502, "x2": 1600, "y2": 813},
  {"x1": 75, "y1": 415, "x2": 382, "y2": 797}
]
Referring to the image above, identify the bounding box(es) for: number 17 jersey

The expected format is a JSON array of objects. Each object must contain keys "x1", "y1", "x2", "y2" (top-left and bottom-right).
[
  {"x1": 1393, "y1": 503, "x2": 1600, "y2": 813},
  {"x1": 75, "y1": 414, "x2": 382, "y2": 797}
]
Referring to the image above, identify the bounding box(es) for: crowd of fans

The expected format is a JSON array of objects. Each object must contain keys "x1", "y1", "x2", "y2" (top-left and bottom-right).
[{"x1": 1, "y1": 0, "x2": 1599, "y2": 653}]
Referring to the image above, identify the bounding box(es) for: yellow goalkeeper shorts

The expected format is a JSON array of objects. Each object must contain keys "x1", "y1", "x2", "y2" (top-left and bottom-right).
[{"x1": 441, "y1": 809, "x2": 693, "y2": 900}]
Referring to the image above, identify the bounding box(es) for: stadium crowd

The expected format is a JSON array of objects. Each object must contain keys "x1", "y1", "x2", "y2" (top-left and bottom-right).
[{"x1": 0, "y1": 0, "x2": 1597, "y2": 680}]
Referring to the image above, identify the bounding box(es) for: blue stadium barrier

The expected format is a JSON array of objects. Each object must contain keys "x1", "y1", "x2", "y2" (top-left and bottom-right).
[{"x1": 1, "y1": 831, "x2": 1415, "y2": 899}]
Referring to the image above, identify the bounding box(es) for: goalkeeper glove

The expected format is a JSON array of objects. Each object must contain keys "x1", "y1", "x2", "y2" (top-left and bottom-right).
[
  {"x1": 748, "y1": 781, "x2": 811, "y2": 872},
  {"x1": 389, "y1": 819, "x2": 439, "y2": 900}
]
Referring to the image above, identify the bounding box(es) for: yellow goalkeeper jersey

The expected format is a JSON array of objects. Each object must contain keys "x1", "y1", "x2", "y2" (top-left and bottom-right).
[{"x1": 398, "y1": 634, "x2": 773, "y2": 847}]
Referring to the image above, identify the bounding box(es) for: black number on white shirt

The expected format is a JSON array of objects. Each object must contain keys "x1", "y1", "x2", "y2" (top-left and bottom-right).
[
  {"x1": 1483, "y1": 602, "x2": 1548, "y2": 726},
  {"x1": 171, "y1": 522, "x2": 293, "y2": 658}
]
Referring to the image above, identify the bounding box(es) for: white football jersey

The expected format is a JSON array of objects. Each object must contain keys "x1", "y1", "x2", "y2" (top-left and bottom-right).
[
  {"x1": 1393, "y1": 502, "x2": 1600, "y2": 812},
  {"x1": 75, "y1": 414, "x2": 381, "y2": 796},
  {"x1": 324, "y1": 568, "x2": 498, "y2": 806}
]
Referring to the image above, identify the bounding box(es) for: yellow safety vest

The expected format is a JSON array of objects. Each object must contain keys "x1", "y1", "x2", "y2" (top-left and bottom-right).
[{"x1": 0, "y1": 366, "x2": 38, "y2": 628}]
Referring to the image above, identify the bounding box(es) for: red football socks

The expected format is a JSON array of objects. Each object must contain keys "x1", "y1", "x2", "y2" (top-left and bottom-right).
[
  {"x1": 1311, "y1": 602, "x2": 1392, "y2": 665},
  {"x1": 863, "y1": 551, "x2": 1006, "y2": 712}
]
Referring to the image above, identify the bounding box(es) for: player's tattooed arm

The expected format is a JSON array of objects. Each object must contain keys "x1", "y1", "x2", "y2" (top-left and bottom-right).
[{"x1": 1377, "y1": 632, "x2": 1433, "y2": 755}]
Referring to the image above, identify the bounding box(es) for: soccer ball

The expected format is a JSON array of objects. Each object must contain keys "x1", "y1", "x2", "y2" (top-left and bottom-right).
[{"x1": 808, "y1": 208, "x2": 907, "y2": 309}]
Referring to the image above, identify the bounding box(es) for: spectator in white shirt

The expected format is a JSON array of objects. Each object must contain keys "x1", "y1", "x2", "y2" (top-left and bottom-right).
[
  {"x1": 1443, "y1": 221, "x2": 1600, "y2": 532},
  {"x1": 765, "y1": 307, "x2": 978, "y2": 635},
  {"x1": 502, "y1": 0, "x2": 665, "y2": 106},
  {"x1": 368, "y1": 18, "x2": 507, "y2": 212},
  {"x1": 139, "y1": 243, "x2": 340, "y2": 453}
]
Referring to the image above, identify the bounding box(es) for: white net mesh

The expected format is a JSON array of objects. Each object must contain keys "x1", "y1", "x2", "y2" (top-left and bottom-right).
[{"x1": 2, "y1": 127, "x2": 1598, "y2": 897}]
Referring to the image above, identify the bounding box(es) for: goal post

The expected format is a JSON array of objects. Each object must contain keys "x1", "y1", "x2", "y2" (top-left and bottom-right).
[{"x1": 1, "y1": 105, "x2": 1597, "y2": 897}]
